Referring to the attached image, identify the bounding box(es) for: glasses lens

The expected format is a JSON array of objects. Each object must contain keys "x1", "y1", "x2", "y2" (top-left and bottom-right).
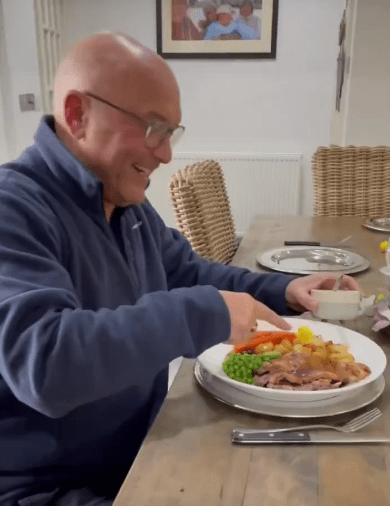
[
  {"x1": 170, "y1": 126, "x2": 185, "y2": 147},
  {"x1": 145, "y1": 123, "x2": 185, "y2": 149}
]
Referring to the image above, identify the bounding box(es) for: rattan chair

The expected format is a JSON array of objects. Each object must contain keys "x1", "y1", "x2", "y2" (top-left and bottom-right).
[
  {"x1": 312, "y1": 145, "x2": 390, "y2": 216},
  {"x1": 169, "y1": 160, "x2": 238, "y2": 264}
]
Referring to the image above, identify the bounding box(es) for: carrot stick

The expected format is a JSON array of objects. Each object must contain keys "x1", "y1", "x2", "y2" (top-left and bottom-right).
[{"x1": 233, "y1": 331, "x2": 297, "y2": 354}]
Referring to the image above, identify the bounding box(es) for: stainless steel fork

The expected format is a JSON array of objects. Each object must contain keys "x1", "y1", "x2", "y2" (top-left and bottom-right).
[{"x1": 235, "y1": 407, "x2": 382, "y2": 435}]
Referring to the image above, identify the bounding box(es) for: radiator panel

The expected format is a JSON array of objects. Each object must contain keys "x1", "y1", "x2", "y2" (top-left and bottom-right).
[{"x1": 147, "y1": 152, "x2": 303, "y2": 235}]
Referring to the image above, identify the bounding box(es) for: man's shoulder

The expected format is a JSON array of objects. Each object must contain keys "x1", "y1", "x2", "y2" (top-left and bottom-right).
[
  {"x1": 0, "y1": 150, "x2": 44, "y2": 194},
  {"x1": 0, "y1": 148, "x2": 56, "y2": 215},
  {"x1": 0, "y1": 163, "x2": 35, "y2": 191}
]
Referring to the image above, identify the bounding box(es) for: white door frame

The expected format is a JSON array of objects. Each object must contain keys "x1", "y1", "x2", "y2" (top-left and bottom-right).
[{"x1": 0, "y1": 0, "x2": 15, "y2": 163}]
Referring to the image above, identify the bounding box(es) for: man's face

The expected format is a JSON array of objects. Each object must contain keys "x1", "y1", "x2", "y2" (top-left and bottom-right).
[
  {"x1": 218, "y1": 13, "x2": 233, "y2": 26},
  {"x1": 79, "y1": 75, "x2": 181, "y2": 207},
  {"x1": 240, "y1": 4, "x2": 253, "y2": 17}
]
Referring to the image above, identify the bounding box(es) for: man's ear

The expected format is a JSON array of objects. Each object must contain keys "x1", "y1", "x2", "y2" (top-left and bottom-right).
[{"x1": 64, "y1": 92, "x2": 86, "y2": 139}]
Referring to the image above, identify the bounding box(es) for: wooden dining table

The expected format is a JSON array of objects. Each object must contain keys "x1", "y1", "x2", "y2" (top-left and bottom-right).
[{"x1": 114, "y1": 216, "x2": 390, "y2": 506}]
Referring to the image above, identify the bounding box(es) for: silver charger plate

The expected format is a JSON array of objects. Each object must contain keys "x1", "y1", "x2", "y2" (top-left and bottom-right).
[
  {"x1": 362, "y1": 217, "x2": 390, "y2": 233},
  {"x1": 194, "y1": 363, "x2": 385, "y2": 419},
  {"x1": 257, "y1": 246, "x2": 370, "y2": 275}
]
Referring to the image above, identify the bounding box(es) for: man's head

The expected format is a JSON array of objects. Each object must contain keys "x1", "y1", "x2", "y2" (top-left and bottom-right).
[
  {"x1": 240, "y1": 1, "x2": 254, "y2": 17},
  {"x1": 216, "y1": 5, "x2": 234, "y2": 26},
  {"x1": 53, "y1": 33, "x2": 182, "y2": 216}
]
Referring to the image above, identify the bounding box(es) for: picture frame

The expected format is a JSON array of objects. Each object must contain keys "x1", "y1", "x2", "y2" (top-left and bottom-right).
[{"x1": 157, "y1": 0, "x2": 279, "y2": 59}]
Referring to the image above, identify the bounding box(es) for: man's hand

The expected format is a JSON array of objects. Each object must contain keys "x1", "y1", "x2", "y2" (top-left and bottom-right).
[
  {"x1": 220, "y1": 291, "x2": 292, "y2": 345},
  {"x1": 285, "y1": 273, "x2": 361, "y2": 313}
]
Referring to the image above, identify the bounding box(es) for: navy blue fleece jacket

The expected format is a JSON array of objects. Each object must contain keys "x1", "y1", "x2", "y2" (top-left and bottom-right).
[{"x1": 0, "y1": 117, "x2": 292, "y2": 502}]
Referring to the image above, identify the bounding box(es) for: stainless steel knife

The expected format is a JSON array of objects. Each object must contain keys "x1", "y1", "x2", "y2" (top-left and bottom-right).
[{"x1": 232, "y1": 429, "x2": 390, "y2": 444}]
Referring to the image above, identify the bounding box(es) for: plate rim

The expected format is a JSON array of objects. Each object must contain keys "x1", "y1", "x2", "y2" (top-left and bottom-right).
[
  {"x1": 257, "y1": 245, "x2": 370, "y2": 275},
  {"x1": 194, "y1": 362, "x2": 385, "y2": 418},
  {"x1": 197, "y1": 318, "x2": 387, "y2": 401},
  {"x1": 362, "y1": 217, "x2": 390, "y2": 233}
]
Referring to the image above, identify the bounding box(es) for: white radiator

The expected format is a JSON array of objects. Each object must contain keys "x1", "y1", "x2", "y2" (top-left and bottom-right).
[{"x1": 147, "y1": 152, "x2": 303, "y2": 235}]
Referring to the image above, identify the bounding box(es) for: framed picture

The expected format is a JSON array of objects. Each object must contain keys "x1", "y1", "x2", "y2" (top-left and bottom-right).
[{"x1": 157, "y1": 0, "x2": 279, "y2": 59}]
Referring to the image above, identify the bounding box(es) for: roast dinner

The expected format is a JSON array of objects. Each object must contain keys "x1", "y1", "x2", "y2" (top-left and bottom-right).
[{"x1": 222, "y1": 326, "x2": 371, "y2": 391}]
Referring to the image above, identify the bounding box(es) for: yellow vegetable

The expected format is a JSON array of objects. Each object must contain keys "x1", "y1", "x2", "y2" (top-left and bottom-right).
[
  {"x1": 380, "y1": 241, "x2": 388, "y2": 253},
  {"x1": 254, "y1": 342, "x2": 274, "y2": 354},
  {"x1": 311, "y1": 336, "x2": 325, "y2": 347},
  {"x1": 337, "y1": 355, "x2": 355, "y2": 363},
  {"x1": 295, "y1": 326, "x2": 315, "y2": 344},
  {"x1": 331, "y1": 344, "x2": 349, "y2": 355},
  {"x1": 293, "y1": 343, "x2": 305, "y2": 353}
]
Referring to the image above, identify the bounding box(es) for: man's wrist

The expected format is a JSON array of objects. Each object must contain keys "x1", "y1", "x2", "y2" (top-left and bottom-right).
[
  {"x1": 285, "y1": 300, "x2": 304, "y2": 314},
  {"x1": 285, "y1": 276, "x2": 304, "y2": 314}
]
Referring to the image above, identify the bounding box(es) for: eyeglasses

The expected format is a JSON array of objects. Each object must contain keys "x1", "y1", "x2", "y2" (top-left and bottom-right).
[{"x1": 84, "y1": 91, "x2": 185, "y2": 149}]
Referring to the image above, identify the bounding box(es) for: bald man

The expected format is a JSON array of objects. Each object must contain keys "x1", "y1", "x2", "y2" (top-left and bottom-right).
[{"x1": 0, "y1": 33, "x2": 359, "y2": 505}]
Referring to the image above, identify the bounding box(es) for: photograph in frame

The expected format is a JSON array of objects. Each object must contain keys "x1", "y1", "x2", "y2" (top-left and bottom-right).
[{"x1": 157, "y1": 0, "x2": 279, "y2": 59}]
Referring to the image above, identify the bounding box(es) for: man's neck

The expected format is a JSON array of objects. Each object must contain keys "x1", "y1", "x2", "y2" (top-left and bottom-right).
[{"x1": 104, "y1": 201, "x2": 116, "y2": 222}]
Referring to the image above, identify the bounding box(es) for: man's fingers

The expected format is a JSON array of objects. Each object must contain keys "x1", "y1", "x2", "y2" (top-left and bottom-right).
[
  {"x1": 257, "y1": 306, "x2": 292, "y2": 331},
  {"x1": 290, "y1": 291, "x2": 318, "y2": 313},
  {"x1": 340, "y1": 277, "x2": 360, "y2": 291},
  {"x1": 219, "y1": 291, "x2": 292, "y2": 345},
  {"x1": 320, "y1": 274, "x2": 360, "y2": 291}
]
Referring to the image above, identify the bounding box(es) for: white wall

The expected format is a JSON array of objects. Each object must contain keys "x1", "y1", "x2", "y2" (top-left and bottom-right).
[
  {"x1": 63, "y1": 0, "x2": 345, "y2": 216},
  {"x1": 344, "y1": 0, "x2": 390, "y2": 146},
  {"x1": 0, "y1": 0, "x2": 9, "y2": 164},
  {"x1": 0, "y1": 0, "x2": 42, "y2": 162},
  {"x1": 0, "y1": 0, "x2": 344, "y2": 215},
  {"x1": 331, "y1": 0, "x2": 390, "y2": 147}
]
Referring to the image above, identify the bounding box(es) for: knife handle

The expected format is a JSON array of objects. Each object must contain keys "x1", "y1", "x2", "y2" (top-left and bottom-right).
[
  {"x1": 284, "y1": 241, "x2": 321, "y2": 246},
  {"x1": 232, "y1": 429, "x2": 311, "y2": 444}
]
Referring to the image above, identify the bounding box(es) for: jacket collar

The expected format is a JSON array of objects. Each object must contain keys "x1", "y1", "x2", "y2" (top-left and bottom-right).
[{"x1": 34, "y1": 116, "x2": 106, "y2": 216}]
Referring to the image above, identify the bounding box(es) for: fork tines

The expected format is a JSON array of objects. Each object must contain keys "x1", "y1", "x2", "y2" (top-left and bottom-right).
[{"x1": 345, "y1": 407, "x2": 382, "y2": 430}]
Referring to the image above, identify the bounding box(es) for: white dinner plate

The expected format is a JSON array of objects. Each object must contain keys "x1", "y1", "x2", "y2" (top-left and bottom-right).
[
  {"x1": 194, "y1": 363, "x2": 385, "y2": 418},
  {"x1": 362, "y1": 217, "x2": 390, "y2": 233},
  {"x1": 197, "y1": 318, "x2": 387, "y2": 402},
  {"x1": 256, "y1": 246, "x2": 370, "y2": 275}
]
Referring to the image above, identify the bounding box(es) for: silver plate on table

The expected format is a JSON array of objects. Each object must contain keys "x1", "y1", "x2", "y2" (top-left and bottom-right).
[
  {"x1": 194, "y1": 363, "x2": 385, "y2": 418},
  {"x1": 256, "y1": 246, "x2": 370, "y2": 275},
  {"x1": 362, "y1": 217, "x2": 390, "y2": 233}
]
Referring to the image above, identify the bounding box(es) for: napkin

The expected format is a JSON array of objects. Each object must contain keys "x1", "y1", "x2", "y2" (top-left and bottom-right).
[{"x1": 372, "y1": 299, "x2": 390, "y2": 331}]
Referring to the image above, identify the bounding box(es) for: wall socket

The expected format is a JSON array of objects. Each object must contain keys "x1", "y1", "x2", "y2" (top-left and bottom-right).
[{"x1": 19, "y1": 93, "x2": 36, "y2": 111}]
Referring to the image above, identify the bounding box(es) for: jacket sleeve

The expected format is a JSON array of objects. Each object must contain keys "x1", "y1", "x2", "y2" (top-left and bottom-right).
[
  {"x1": 156, "y1": 212, "x2": 294, "y2": 315},
  {"x1": 0, "y1": 184, "x2": 230, "y2": 418}
]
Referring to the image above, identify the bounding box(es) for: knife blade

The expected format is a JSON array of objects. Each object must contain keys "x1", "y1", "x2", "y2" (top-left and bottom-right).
[
  {"x1": 232, "y1": 429, "x2": 390, "y2": 444},
  {"x1": 284, "y1": 241, "x2": 353, "y2": 248}
]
